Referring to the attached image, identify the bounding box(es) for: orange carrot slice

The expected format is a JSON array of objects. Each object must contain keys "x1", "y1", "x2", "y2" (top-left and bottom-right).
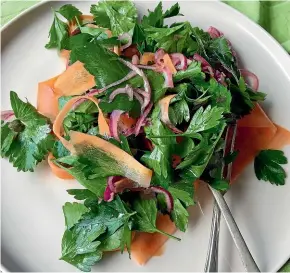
[
  {"x1": 68, "y1": 130, "x2": 152, "y2": 187},
  {"x1": 140, "y1": 53, "x2": 155, "y2": 65},
  {"x1": 54, "y1": 61, "x2": 96, "y2": 96},
  {"x1": 37, "y1": 75, "x2": 60, "y2": 121},
  {"x1": 53, "y1": 96, "x2": 109, "y2": 151},
  {"x1": 59, "y1": 50, "x2": 71, "y2": 69},
  {"x1": 47, "y1": 153, "x2": 74, "y2": 180},
  {"x1": 131, "y1": 214, "x2": 176, "y2": 265},
  {"x1": 267, "y1": 124, "x2": 290, "y2": 150},
  {"x1": 232, "y1": 105, "x2": 278, "y2": 181},
  {"x1": 163, "y1": 54, "x2": 177, "y2": 74}
]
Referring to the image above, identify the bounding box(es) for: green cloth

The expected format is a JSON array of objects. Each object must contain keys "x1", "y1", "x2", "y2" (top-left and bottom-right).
[{"x1": 1, "y1": 1, "x2": 290, "y2": 271}]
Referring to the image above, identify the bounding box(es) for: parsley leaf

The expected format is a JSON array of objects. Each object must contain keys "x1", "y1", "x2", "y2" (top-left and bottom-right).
[
  {"x1": 90, "y1": 0, "x2": 137, "y2": 36},
  {"x1": 141, "y1": 2, "x2": 164, "y2": 28},
  {"x1": 1, "y1": 91, "x2": 54, "y2": 171},
  {"x1": 60, "y1": 217, "x2": 106, "y2": 272},
  {"x1": 163, "y1": 3, "x2": 182, "y2": 18},
  {"x1": 170, "y1": 99, "x2": 190, "y2": 125},
  {"x1": 210, "y1": 179, "x2": 230, "y2": 191},
  {"x1": 184, "y1": 105, "x2": 224, "y2": 136},
  {"x1": 58, "y1": 4, "x2": 82, "y2": 21},
  {"x1": 171, "y1": 199, "x2": 189, "y2": 232},
  {"x1": 63, "y1": 202, "x2": 89, "y2": 230},
  {"x1": 45, "y1": 10, "x2": 69, "y2": 50},
  {"x1": 145, "y1": 22, "x2": 197, "y2": 55},
  {"x1": 54, "y1": 157, "x2": 107, "y2": 198},
  {"x1": 67, "y1": 189, "x2": 97, "y2": 201},
  {"x1": 254, "y1": 149, "x2": 288, "y2": 185},
  {"x1": 71, "y1": 42, "x2": 130, "y2": 89},
  {"x1": 132, "y1": 198, "x2": 180, "y2": 240}
]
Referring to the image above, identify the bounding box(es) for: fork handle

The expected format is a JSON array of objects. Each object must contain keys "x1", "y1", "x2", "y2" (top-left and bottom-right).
[
  {"x1": 204, "y1": 201, "x2": 221, "y2": 272},
  {"x1": 209, "y1": 187, "x2": 260, "y2": 272}
]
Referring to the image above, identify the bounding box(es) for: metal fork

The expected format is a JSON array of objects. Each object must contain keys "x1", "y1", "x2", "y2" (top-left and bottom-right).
[
  {"x1": 204, "y1": 123, "x2": 236, "y2": 272},
  {"x1": 204, "y1": 123, "x2": 260, "y2": 272}
]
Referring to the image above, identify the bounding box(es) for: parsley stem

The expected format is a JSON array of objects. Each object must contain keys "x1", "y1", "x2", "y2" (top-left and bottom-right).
[{"x1": 156, "y1": 229, "x2": 181, "y2": 241}]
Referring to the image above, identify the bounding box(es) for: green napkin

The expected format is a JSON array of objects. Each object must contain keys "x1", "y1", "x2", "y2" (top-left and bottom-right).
[
  {"x1": 1, "y1": 0, "x2": 290, "y2": 271},
  {"x1": 225, "y1": 1, "x2": 290, "y2": 52}
]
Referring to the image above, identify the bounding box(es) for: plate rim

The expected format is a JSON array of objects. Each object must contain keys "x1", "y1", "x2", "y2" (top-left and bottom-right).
[{"x1": 1, "y1": 0, "x2": 290, "y2": 272}]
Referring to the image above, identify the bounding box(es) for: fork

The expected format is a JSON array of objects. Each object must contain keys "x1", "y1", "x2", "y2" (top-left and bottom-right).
[
  {"x1": 204, "y1": 123, "x2": 260, "y2": 272},
  {"x1": 204, "y1": 123, "x2": 236, "y2": 272}
]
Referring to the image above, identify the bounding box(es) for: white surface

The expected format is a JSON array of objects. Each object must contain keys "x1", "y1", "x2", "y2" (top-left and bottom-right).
[{"x1": 2, "y1": 1, "x2": 290, "y2": 272}]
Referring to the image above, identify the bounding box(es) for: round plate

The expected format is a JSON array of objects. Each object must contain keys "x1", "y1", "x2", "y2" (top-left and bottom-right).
[{"x1": 2, "y1": 1, "x2": 290, "y2": 272}]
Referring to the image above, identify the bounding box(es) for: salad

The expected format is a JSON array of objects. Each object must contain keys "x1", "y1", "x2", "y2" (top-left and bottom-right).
[{"x1": 1, "y1": 1, "x2": 290, "y2": 272}]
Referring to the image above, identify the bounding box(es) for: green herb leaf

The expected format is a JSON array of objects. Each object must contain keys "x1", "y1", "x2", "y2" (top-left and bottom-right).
[
  {"x1": 145, "y1": 22, "x2": 197, "y2": 55},
  {"x1": 52, "y1": 140, "x2": 70, "y2": 159},
  {"x1": 1, "y1": 92, "x2": 54, "y2": 171},
  {"x1": 163, "y1": 3, "x2": 182, "y2": 18},
  {"x1": 132, "y1": 198, "x2": 180, "y2": 240},
  {"x1": 63, "y1": 202, "x2": 89, "y2": 230},
  {"x1": 170, "y1": 99, "x2": 190, "y2": 125},
  {"x1": 90, "y1": 0, "x2": 137, "y2": 36},
  {"x1": 71, "y1": 42, "x2": 130, "y2": 89},
  {"x1": 45, "y1": 11, "x2": 69, "y2": 50},
  {"x1": 67, "y1": 189, "x2": 97, "y2": 201},
  {"x1": 184, "y1": 105, "x2": 224, "y2": 136},
  {"x1": 60, "y1": 216, "x2": 106, "y2": 271},
  {"x1": 169, "y1": 183, "x2": 195, "y2": 207},
  {"x1": 210, "y1": 179, "x2": 230, "y2": 191},
  {"x1": 54, "y1": 157, "x2": 107, "y2": 198},
  {"x1": 58, "y1": 4, "x2": 82, "y2": 21},
  {"x1": 171, "y1": 199, "x2": 189, "y2": 232},
  {"x1": 254, "y1": 149, "x2": 288, "y2": 185},
  {"x1": 141, "y1": 2, "x2": 164, "y2": 27}
]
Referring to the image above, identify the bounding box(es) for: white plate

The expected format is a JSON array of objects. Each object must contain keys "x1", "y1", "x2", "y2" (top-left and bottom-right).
[{"x1": 2, "y1": 1, "x2": 290, "y2": 272}]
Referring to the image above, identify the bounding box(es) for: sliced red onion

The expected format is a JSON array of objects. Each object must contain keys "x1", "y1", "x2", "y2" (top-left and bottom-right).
[
  {"x1": 137, "y1": 65, "x2": 157, "y2": 70},
  {"x1": 109, "y1": 110, "x2": 124, "y2": 141},
  {"x1": 193, "y1": 53, "x2": 214, "y2": 77},
  {"x1": 170, "y1": 53, "x2": 187, "y2": 71},
  {"x1": 133, "y1": 92, "x2": 144, "y2": 111},
  {"x1": 187, "y1": 59, "x2": 193, "y2": 66},
  {"x1": 134, "y1": 88, "x2": 150, "y2": 99},
  {"x1": 134, "y1": 102, "x2": 153, "y2": 136},
  {"x1": 104, "y1": 185, "x2": 114, "y2": 202},
  {"x1": 132, "y1": 55, "x2": 139, "y2": 65},
  {"x1": 154, "y1": 48, "x2": 166, "y2": 66},
  {"x1": 214, "y1": 70, "x2": 227, "y2": 86},
  {"x1": 150, "y1": 186, "x2": 174, "y2": 212},
  {"x1": 162, "y1": 67, "x2": 174, "y2": 88},
  {"x1": 109, "y1": 85, "x2": 133, "y2": 103},
  {"x1": 240, "y1": 69, "x2": 259, "y2": 91},
  {"x1": 208, "y1": 26, "x2": 223, "y2": 39},
  {"x1": 119, "y1": 59, "x2": 151, "y2": 109},
  {"x1": 119, "y1": 33, "x2": 132, "y2": 51},
  {"x1": 71, "y1": 27, "x2": 81, "y2": 36},
  {"x1": 1, "y1": 110, "x2": 15, "y2": 121}
]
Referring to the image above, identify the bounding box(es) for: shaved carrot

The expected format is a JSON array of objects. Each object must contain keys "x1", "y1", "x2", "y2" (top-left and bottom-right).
[
  {"x1": 37, "y1": 75, "x2": 60, "y2": 121},
  {"x1": 59, "y1": 50, "x2": 71, "y2": 69},
  {"x1": 232, "y1": 105, "x2": 278, "y2": 181},
  {"x1": 131, "y1": 215, "x2": 176, "y2": 265},
  {"x1": 163, "y1": 54, "x2": 177, "y2": 74},
  {"x1": 267, "y1": 124, "x2": 290, "y2": 149},
  {"x1": 69, "y1": 130, "x2": 152, "y2": 187},
  {"x1": 53, "y1": 96, "x2": 109, "y2": 151},
  {"x1": 54, "y1": 61, "x2": 96, "y2": 96},
  {"x1": 140, "y1": 53, "x2": 155, "y2": 65},
  {"x1": 238, "y1": 104, "x2": 276, "y2": 133},
  {"x1": 47, "y1": 153, "x2": 74, "y2": 180}
]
